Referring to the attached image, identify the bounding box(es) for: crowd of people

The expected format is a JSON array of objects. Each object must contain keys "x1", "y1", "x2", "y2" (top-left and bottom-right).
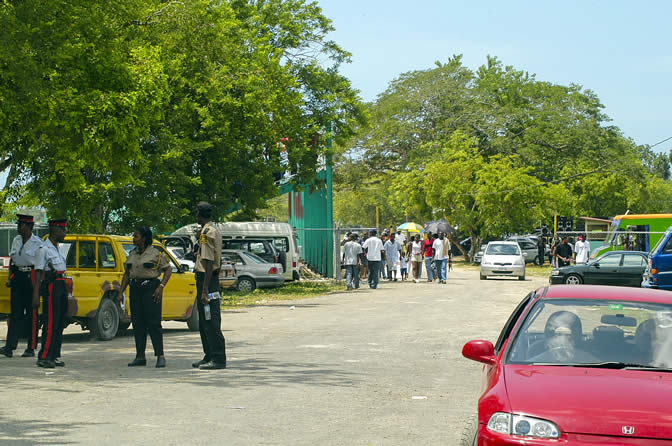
[
  {"x1": 548, "y1": 234, "x2": 591, "y2": 267},
  {"x1": 341, "y1": 229, "x2": 453, "y2": 290}
]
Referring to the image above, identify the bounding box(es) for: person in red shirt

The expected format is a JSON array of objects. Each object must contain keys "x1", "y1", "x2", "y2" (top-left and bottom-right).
[{"x1": 422, "y1": 233, "x2": 435, "y2": 282}]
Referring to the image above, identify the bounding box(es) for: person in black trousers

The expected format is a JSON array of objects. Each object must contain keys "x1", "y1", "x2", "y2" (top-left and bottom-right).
[
  {"x1": 191, "y1": 201, "x2": 227, "y2": 370},
  {"x1": 536, "y1": 237, "x2": 545, "y2": 266},
  {"x1": 0, "y1": 214, "x2": 42, "y2": 358},
  {"x1": 34, "y1": 219, "x2": 69, "y2": 368},
  {"x1": 119, "y1": 226, "x2": 172, "y2": 368}
]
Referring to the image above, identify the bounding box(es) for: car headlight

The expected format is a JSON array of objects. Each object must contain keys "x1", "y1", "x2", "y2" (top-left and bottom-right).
[
  {"x1": 487, "y1": 412, "x2": 560, "y2": 439},
  {"x1": 551, "y1": 269, "x2": 562, "y2": 276}
]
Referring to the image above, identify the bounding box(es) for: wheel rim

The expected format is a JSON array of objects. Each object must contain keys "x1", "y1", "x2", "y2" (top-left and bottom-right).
[
  {"x1": 101, "y1": 308, "x2": 114, "y2": 330},
  {"x1": 566, "y1": 275, "x2": 581, "y2": 285},
  {"x1": 238, "y1": 279, "x2": 253, "y2": 292}
]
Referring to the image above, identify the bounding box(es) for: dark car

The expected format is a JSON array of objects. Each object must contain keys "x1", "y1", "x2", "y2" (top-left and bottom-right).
[{"x1": 549, "y1": 250, "x2": 648, "y2": 287}]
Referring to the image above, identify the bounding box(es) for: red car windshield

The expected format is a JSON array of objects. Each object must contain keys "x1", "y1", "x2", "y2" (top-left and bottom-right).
[{"x1": 506, "y1": 299, "x2": 672, "y2": 368}]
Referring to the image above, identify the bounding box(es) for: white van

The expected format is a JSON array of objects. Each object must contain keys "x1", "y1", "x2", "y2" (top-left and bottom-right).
[{"x1": 173, "y1": 222, "x2": 300, "y2": 281}]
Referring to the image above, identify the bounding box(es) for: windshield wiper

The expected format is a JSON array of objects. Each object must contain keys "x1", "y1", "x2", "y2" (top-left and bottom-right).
[{"x1": 529, "y1": 362, "x2": 672, "y2": 372}]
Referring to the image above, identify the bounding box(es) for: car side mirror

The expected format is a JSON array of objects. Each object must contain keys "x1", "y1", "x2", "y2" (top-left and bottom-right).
[
  {"x1": 180, "y1": 264, "x2": 190, "y2": 273},
  {"x1": 462, "y1": 340, "x2": 496, "y2": 365}
]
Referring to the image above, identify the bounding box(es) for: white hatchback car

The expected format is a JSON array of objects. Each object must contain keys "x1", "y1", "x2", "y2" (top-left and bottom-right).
[{"x1": 479, "y1": 241, "x2": 526, "y2": 280}]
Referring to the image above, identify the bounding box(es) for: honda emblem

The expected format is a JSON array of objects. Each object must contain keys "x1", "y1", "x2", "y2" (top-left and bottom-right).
[{"x1": 622, "y1": 426, "x2": 635, "y2": 435}]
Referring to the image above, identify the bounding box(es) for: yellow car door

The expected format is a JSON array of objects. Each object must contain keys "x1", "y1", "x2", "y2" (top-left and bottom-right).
[{"x1": 153, "y1": 244, "x2": 196, "y2": 318}]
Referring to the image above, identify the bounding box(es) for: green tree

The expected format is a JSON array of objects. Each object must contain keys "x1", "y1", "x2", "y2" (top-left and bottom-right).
[{"x1": 0, "y1": 0, "x2": 366, "y2": 232}]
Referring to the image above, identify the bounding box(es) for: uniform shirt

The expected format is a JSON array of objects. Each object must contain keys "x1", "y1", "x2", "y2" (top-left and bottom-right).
[
  {"x1": 362, "y1": 236, "x2": 384, "y2": 261},
  {"x1": 196, "y1": 221, "x2": 222, "y2": 272},
  {"x1": 342, "y1": 241, "x2": 363, "y2": 266},
  {"x1": 125, "y1": 246, "x2": 170, "y2": 279},
  {"x1": 10, "y1": 234, "x2": 43, "y2": 267},
  {"x1": 36, "y1": 239, "x2": 67, "y2": 272}
]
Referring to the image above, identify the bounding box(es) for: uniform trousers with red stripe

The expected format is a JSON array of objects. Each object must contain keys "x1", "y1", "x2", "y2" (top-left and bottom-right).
[
  {"x1": 5, "y1": 270, "x2": 39, "y2": 352},
  {"x1": 38, "y1": 278, "x2": 68, "y2": 361}
]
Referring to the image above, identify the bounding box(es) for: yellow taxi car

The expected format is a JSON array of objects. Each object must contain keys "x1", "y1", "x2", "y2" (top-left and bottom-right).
[{"x1": 0, "y1": 234, "x2": 236, "y2": 341}]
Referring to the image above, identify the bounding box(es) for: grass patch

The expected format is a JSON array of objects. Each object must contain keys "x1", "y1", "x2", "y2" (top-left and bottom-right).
[{"x1": 221, "y1": 280, "x2": 342, "y2": 308}]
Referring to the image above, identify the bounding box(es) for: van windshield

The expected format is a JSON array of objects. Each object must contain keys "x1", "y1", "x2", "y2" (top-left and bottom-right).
[{"x1": 652, "y1": 230, "x2": 671, "y2": 255}]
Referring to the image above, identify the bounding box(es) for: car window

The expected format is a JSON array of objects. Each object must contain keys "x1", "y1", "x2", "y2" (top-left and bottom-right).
[
  {"x1": 663, "y1": 237, "x2": 672, "y2": 254},
  {"x1": 121, "y1": 243, "x2": 134, "y2": 257},
  {"x1": 507, "y1": 298, "x2": 672, "y2": 368},
  {"x1": 61, "y1": 242, "x2": 76, "y2": 268},
  {"x1": 242, "y1": 252, "x2": 266, "y2": 264},
  {"x1": 98, "y1": 242, "x2": 116, "y2": 269},
  {"x1": 222, "y1": 240, "x2": 247, "y2": 251},
  {"x1": 222, "y1": 252, "x2": 244, "y2": 264},
  {"x1": 596, "y1": 254, "x2": 622, "y2": 267},
  {"x1": 249, "y1": 242, "x2": 267, "y2": 255},
  {"x1": 486, "y1": 244, "x2": 520, "y2": 256},
  {"x1": 273, "y1": 238, "x2": 289, "y2": 252},
  {"x1": 154, "y1": 245, "x2": 179, "y2": 273},
  {"x1": 622, "y1": 254, "x2": 646, "y2": 267},
  {"x1": 169, "y1": 247, "x2": 185, "y2": 259},
  {"x1": 495, "y1": 292, "x2": 535, "y2": 354},
  {"x1": 78, "y1": 241, "x2": 97, "y2": 268}
]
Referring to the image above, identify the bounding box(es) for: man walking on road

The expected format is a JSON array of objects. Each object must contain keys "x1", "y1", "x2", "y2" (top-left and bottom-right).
[
  {"x1": 383, "y1": 233, "x2": 402, "y2": 281},
  {"x1": 363, "y1": 229, "x2": 384, "y2": 289},
  {"x1": 422, "y1": 233, "x2": 434, "y2": 282},
  {"x1": 432, "y1": 233, "x2": 449, "y2": 284},
  {"x1": 192, "y1": 202, "x2": 227, "y2": 370},
  {"x1": 342, "y1": 233, "x2": 362, "y2": 290}
]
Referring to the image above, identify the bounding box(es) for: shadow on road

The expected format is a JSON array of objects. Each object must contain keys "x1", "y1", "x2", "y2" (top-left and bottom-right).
[{"x1": 0, "y1": 414, "x2": 98, "y2": 445}]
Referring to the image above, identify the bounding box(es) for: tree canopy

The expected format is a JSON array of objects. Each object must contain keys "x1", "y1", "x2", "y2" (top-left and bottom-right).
[
  {"x1": 0, "y1": 0, "x2": 366, "y2": 232},
  {"x1": 334, "y1": 55, "x2": 672, "y2": 258}
]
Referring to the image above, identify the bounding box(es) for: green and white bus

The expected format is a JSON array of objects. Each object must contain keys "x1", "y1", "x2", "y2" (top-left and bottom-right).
[{"x1": 592, "y1": 214, "x2": 672, "y2": 258}]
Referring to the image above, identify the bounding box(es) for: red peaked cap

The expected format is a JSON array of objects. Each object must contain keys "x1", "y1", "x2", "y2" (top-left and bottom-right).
[
  {"x1": 17, "y1": 214, "x2": 34, "y2": 223},
  {"x1": 48, "y1": 219, "x2": 67, "y2": 228}
]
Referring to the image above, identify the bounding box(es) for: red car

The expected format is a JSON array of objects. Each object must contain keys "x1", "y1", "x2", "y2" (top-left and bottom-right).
[{"x1": 461, "y1": 285, "x2": 672, "y2": 445}]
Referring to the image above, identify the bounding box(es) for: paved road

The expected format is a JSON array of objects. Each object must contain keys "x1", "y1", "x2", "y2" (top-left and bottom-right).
[{"x1": 0, "y1": 269, "x2": 548, "y2": 445}]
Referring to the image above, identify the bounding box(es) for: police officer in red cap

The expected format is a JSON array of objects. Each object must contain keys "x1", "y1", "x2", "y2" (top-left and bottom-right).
[
  {"x1": 0, "y1": 214, "x2": 43, "y2": 358},
  {"x1": 34, "y1": 218, "x2": 68, "y2": 368}
]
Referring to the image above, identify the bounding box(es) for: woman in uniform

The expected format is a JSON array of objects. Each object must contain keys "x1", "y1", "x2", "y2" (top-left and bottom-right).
[{"x1": 118, "y1": 226, "x2": 172, "y2": 368}]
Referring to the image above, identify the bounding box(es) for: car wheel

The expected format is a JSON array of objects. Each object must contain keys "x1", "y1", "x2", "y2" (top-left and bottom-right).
[
  {"x1": 565, "y1": 273, "x2": 583, "y2": 285},
  {"x1": 459, "y1": 414, "x2": 478, "y2": 446},
  {"x1": 480, "y1": 274, "x2": 486, "y2": 280},
  {"x1": 237, "y1": 276, "x2": 256, "y2": 293},
  {"x1": 186, "y1": 298, "x2": 199, "y2": 331},
  {"x1": 518, "y1": 274, "x2": 525, "y2": 281},
  {"x1": 90, "y1": 298, "x2": 120, "y2": 341}
]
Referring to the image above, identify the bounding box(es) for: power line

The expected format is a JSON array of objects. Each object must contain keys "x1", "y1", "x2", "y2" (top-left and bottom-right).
[{"x1": 649, "y1": 135, "x2": 672, "y2": 149}]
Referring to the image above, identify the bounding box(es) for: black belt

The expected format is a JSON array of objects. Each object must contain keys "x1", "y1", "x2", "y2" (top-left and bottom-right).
[
  {"x1": 15, "y1": 266, "x2": 34, "y2": 273},
  {"x1": 45, "y1": 271, "x2": 66, "y2": 280},
  {"x1": 130, "y1": 278, "x2": 159, "y2": 286}
]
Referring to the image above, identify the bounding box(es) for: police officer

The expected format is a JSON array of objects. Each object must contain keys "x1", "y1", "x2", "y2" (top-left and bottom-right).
[
  {"x1": 118, "y1": 226, "x2": 172, "y2": 368},
  {"x1": 191, "y1": 202, "x2": 227, "y2": 370},
  {"x1": 34, "y1": 219, "x2": 68, "y2": 368},
  {"x1": 0, "y1": 214, "x2": 42, "y2": 358}
]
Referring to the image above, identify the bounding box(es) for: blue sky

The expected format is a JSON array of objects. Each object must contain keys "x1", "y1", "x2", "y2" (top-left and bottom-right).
[{"x1": 318, "y1": 0, "x2": 671, "y2": 151}]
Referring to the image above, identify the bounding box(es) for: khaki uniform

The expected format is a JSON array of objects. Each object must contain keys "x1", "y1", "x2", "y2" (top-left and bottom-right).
[
  {"x1": 195, "y1": 221, "x2": 226, "y2": 365},
  {"x1": 125, "y1": 246, "x2": 170, "y2": 279},
  {"x1": 196, "y1": 222, "x2": 222, "y2": 273},
  {"x1": 125, "y1": 246, "x2": 170, "y2": 358}
]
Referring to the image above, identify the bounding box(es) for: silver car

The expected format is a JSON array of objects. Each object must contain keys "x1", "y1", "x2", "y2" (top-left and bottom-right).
[
  {"x1": 480, "y1": 241, "x2": 526, "y2": 280},
  {"x1": 222, "y1": 249, "x2": 285, "y2": 292}
]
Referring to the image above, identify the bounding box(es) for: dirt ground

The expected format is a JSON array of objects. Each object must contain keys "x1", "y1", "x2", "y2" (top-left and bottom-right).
[{"x1": 0, "y1": 268, "x2": 548, "y2": 445}]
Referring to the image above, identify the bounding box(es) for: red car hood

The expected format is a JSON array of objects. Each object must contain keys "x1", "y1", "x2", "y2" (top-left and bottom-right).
[{"x1": 504, "y1": 365, "x2": 672, "y2": 439}]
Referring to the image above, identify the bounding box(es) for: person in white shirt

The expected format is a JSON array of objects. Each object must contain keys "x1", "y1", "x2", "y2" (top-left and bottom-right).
[
  {"x1": 362, "y1": 229, "x2": 384, "y2": 289},
  {"x1": 383, "y1": 233, "x2": 402, "y2": 281},
  {"x1": 573, "y1": 234, "x2": 591, "y2": 264},
  {"x1": 432, "y1": 233, "x2": 450, "y2": 284},
  {"x1": 410, "y1": 234, "x2": 423, "y2": 282},
  {"x1": 396, "y1": 230, "x2": 406, "y2": 246},
  {"x1": 342, "y1": 233, "x2": 363, "y2": 290},
  {"x1": 0, "y1": 214, "x2": 43, "y2": 359}
]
